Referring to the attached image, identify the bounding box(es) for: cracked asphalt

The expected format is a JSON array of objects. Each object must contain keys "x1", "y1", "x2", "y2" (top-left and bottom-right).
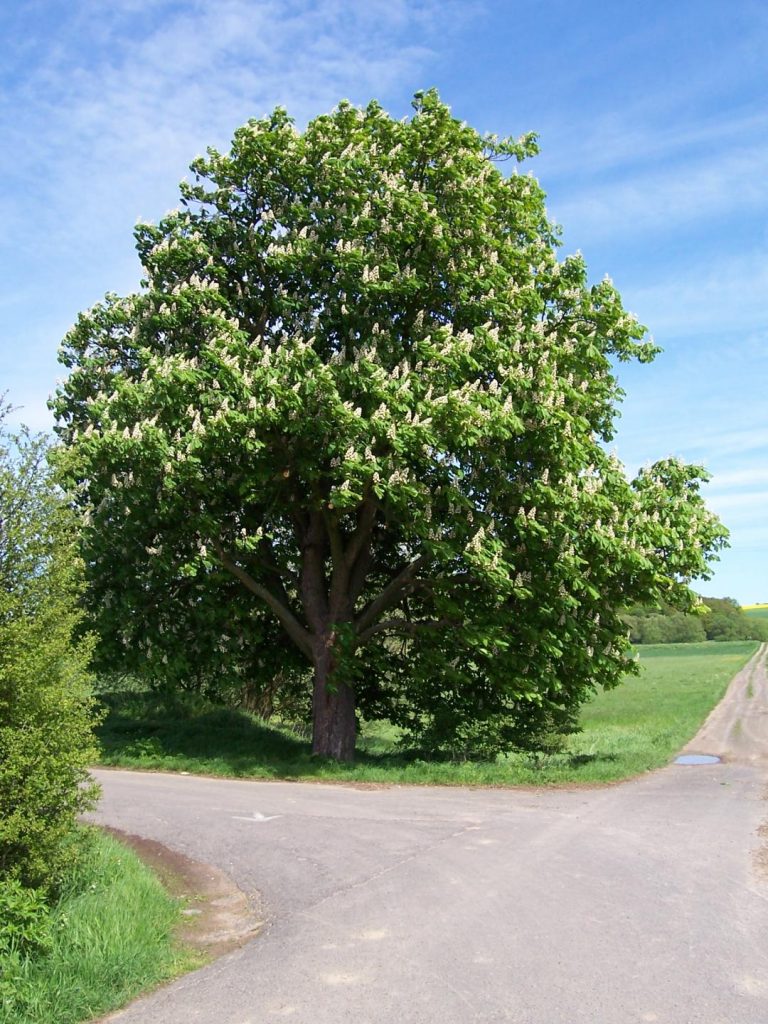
[{"x1": 93, "y1": 644, "x2": 768, "y2": 1024}]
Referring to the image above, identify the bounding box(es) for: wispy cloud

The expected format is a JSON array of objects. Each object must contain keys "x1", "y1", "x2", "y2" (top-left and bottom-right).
[
  {"x1": 705, "y1": 490, "x2": 768, "y2": 513},
  {"x1": 0, "y1": 0, "x2": 474, "y2": 427},
  {"x1": 538, "y1": 106, "x2": 768, "y2": 187},
  {"x1": 0, "y1": 0, "x2": 475, "y2": 275},
  {"x1": 727, "y1": 525, "x2": 768, "y2": 548},
  {"x1": 3, "y1": 1, "x2": 450, "y2": 214},
  {"x1": 622, "y1": 253, "x2": 768, "y2": 337},
  {"x1": 549, "y1": 143, "x2": 768, "y2": 245},
  {"x1": 612, "y1": 415, "x2": 768, "y2": 475},
  {"x1": 657, "y1": 425, "x2": 768, "y2": 464},
  {"x1": 708, "y1": 467, "x2": 768, "y2": 490}
]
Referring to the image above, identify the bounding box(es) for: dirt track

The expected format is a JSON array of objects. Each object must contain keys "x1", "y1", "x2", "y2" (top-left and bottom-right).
[{"x1": 684, "y1": 642, "x2": 768, "y2": 762}]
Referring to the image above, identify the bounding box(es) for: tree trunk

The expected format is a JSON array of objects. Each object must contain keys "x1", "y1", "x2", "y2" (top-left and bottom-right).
[{"x1": 311, "y1": 639, "x2": 356, "y2": 762}]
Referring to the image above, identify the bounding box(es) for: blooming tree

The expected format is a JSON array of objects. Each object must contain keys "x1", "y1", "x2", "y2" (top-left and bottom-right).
[{"x1": 53, "y1": 92, "x2": 727, "y2": 761}]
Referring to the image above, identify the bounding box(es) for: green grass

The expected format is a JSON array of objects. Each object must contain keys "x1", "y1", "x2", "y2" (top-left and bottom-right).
[
  {"x1": 95, "y1": 640, "x2": 759, "y2": 787},
  {"x1": 0, "y1": 830, "x2": 197, "y2": 1024},
  {"x1": 560, "y1": 640, "x2": 758, "y2": 780},
  {"x1": 744, "y1": 604, "x2": 768, "y2": 620}
]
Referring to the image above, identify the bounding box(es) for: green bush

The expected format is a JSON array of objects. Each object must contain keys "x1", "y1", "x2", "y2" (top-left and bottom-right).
[
  {"x1": 0, "y1": 880, "x2": 52, "y2": 1011},
  {"x1": 0, "y1": 406, "x2": 100, "y2": 892},
  {"x1": 623, "y1": 597, "x2": 765, "y2": 645},
  {"x1": 0, "y1": 881, "x2": 51, "y2": 958}
]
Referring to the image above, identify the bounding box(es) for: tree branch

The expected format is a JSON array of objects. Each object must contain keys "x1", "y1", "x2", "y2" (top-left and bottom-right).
[
  {"x1": 214, "y1": 542, "x2": 312, "y2": 658},
  {"x1": 344, "y1": 490, "x2": 378, "y2": 570},
  {"x1": 326, "y1": 491, "x2": 378, "y2": 621},
  {"x1": 357, "y1": 616, "x2": 452, "y2": 645},
  {"x1": 354, "y1": 554, "x2": 429, "y2": 636},
  {"x1": 255, "y1": 535, "x2": 298, "y2": 588},
  {"x1": 348, "y1": 542, "x2": 373, "y2": 607},
  {"x1": 322, "y1": 508, "x2": 345, "y2": 569}
]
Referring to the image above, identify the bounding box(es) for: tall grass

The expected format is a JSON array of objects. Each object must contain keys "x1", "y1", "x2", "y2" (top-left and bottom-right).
[
  {"x1": 96, "y1": 640, "x2": 759, "y2": 787},
  {"x1": 0, "y1": 829, "x2": 196, "y2": 1024}
]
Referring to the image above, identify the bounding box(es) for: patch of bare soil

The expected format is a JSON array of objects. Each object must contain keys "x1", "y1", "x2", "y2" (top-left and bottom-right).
[{"x1": 102, "y1": 826, "x2": 264, "y2": 957}]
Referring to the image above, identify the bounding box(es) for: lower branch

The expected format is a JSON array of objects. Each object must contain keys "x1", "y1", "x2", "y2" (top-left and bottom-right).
[
  {"x1": 214, "y1": 542, "x2": 313, "y2": 658},
  {"x1": 357, "y1": 616, "x2": 454, "y2": 644},
  {"x1": 354, "y1": 554, "x2": 429, "y2": 636}
]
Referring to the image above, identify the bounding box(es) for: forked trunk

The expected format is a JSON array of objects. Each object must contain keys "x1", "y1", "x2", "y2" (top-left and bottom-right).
[{"x1": 311, "y1": 641, "x2": 356, "y2": 762}]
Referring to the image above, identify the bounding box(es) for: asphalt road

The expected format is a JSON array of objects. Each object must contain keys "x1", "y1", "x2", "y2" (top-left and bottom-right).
[{"x1": 93, "y1": 644, "x2": 768, "y2": 1024}]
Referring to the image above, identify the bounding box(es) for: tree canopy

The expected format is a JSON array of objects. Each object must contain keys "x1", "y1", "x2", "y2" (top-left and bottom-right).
[{"x1": 53, "y1": 91, "x2": 727, "y2": 761}]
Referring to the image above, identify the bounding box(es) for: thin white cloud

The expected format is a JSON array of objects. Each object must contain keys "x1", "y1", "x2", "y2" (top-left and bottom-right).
[
  {"x1": 538, "y1": 106, "x2": 768, "y2": 184},
  {"x1": 672, "y1": 425, "x2": 768, "y2": 462},
  {"x1": 708, "y1": 467, "x2": 768, "y2": 490},
  {"x1": 0, "y1": 0, "x2": 477, "y2": 420},
  {"x1": 705, "y1": 490, "x2": 768, "y2": 513},
  {"x1": 726, "y1": 525, "x2": 768, "y2": 548},
  {"x1": 622, "y1": 253, "x2": 768, "y2": 337},
  {"x1": 615, "y1": 413, "x2": 768, "y2": 468},
  {"x1": 549, "y1": 143, "x2": 768, "y2": 244}
]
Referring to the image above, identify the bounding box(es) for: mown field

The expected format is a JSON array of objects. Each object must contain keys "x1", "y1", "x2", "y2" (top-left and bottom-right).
[{"x1": 96, "y1": 640, "x2": 759, "y2": 787}]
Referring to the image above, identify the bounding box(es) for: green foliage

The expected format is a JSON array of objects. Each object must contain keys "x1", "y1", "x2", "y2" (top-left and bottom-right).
[
  {"x1": 0, "y1": 881, "x2": 51, "y2": 959},
  {"x1": 701, "y1": 596, "x2": 768, "y2": 641},
  {"x1": 0, "y1": 406, "x2": 100, "y2": 891},
  {"x1": 53, "y1": 91, "x2": 727, "y2": 760},
  {"x1": 623, "y1": 604, "x2": 706, "y2": 644},
  {"x1": 624, "y1": 596, "x2": 768, "y2": 644},
  {"x1": 0, "y1": 829, "x2": 193, "y2": 1024}
]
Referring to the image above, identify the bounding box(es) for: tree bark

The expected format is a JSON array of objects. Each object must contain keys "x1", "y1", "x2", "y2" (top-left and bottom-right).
[{"x1": 311, "y1": 636, "x2": 356, "y2": 762}]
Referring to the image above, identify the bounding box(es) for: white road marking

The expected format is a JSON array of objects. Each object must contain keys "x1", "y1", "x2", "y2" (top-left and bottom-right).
[{"x1": 232, "y1": 811, "x2": 281, "y2": 823}]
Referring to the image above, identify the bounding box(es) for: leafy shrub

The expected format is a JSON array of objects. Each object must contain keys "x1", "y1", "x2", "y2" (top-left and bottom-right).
[
  {"x1": 0, "y1": 407, "x2": 100, "y2": 892},
  {"x1": 0, "y1": 880, "x2": 51, "y2": 1011},
  {"x1": 0, "y1": 828, "x2": 190, "y2": 1024},
  {"x1": 0, "y1": 881, "x2": 51, "y2": 960},
  {"x1": 0, "y1": 881, "x2": 51, "y2": 959}
]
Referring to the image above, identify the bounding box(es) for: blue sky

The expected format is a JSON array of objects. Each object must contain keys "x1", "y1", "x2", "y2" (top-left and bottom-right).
[{"x1": 1, "y1": 0, "x2": 765, "y2": 602}]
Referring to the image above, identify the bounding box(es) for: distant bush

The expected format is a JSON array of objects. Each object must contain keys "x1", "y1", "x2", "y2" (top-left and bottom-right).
[
  {"x1": 0, "y1": 407, "x2": 100, "y2": 893},
  {"x1": 700, "y1": 596, "x2": 768, "y2": 642},
  {"x1": 623, "y1": 596, "x2": 768, "y2": 645}
]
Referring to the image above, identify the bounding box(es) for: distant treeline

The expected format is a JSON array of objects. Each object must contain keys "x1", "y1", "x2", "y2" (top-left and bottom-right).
[{"x1": 623, "y1": 598, "x2": 768, "y2": 645}]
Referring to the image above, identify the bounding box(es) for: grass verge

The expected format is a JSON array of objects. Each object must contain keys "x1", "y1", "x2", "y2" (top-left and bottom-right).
[
  {"x1": 95, "y1": 640, "x2": 759, "y2": 787},
  {"x1": 0, "y1": 829, "x2": 198, "y2": 1024}
]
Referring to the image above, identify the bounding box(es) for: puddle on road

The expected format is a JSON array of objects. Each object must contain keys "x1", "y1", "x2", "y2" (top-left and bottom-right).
[{"x1": 674, "y1": 753, "x2": 721, "y2": 765}]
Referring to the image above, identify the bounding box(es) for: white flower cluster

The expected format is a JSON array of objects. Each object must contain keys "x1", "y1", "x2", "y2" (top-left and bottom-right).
[{"x1": 467, "y1": 526, "x2": 486, "y2": 553}]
